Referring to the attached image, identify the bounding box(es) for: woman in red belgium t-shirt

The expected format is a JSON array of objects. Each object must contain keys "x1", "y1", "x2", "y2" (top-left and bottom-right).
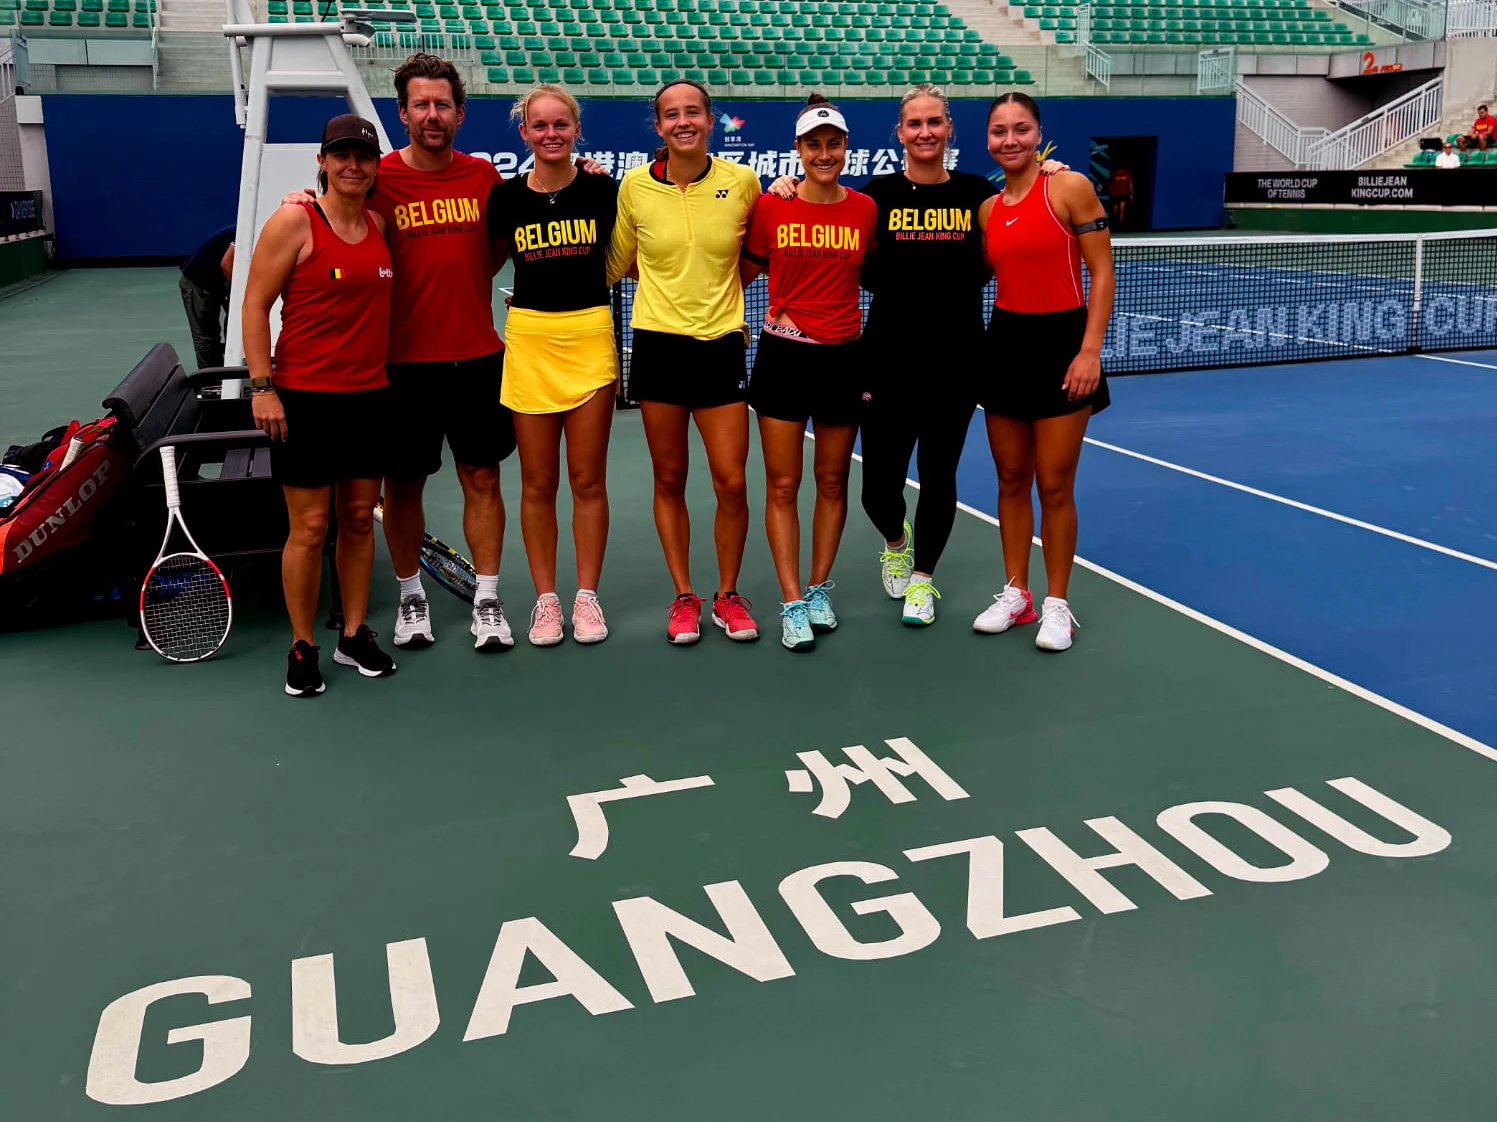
[
  {"x1": 244, "y1": 114, "x2": 397, "y2": 698},
  {"x1": 739, "y1": 94, "x2": 878, "y2": 653}
]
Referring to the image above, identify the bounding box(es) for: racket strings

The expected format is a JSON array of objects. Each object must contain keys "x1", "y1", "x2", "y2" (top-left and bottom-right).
[{"x1": 141, "y1": 554, "x2": 231, "y2": 661}]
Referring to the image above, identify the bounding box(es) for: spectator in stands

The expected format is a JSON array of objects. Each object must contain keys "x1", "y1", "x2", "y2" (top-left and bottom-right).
[
  {"x1": 606, "y1": 78, "x2": 763, "y2": 646},
  {"x1": 1436, "y1": 141, "x2": 1462, "y2": 169},
  {"x1": 178, "y1": 224, "x2": 235, "y2": 371},
  {"x1": 244, "y1": 114, "x2": 397, "y2": 696},
  {"x1": 1108, "y1": 164, "x2": 1134, "y2": 228},
  {"x1": 1464, "y1": 105, "x2": 1495, "y2": 151}
]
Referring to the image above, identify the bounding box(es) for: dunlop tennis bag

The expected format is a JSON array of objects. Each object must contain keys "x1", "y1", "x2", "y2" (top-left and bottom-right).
[{"x1": 0, "y1": 416, "x2": 132, "y2": 621}]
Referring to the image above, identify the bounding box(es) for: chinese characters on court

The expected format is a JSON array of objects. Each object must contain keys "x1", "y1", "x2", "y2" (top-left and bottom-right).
[{"x1": 565, "y1": 737, "x2": 967, "y2": 858}]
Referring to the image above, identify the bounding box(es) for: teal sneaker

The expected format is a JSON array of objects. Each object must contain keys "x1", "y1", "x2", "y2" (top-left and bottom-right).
[
  {"x1": 780, "y1": 600, "x2": 816, "y2": 651},
  {"x1": 805, "y1": 580, "x2": 838, "y2": 632},
  {"x1": 879, "y1": 519, "x2": 914, "y2": 599},
  {"x1": 901, "y1": 578, "x2": 940, "y2": 626}
]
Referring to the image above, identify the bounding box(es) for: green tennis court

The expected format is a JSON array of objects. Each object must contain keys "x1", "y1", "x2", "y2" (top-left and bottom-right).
[{"x1": 5, "y1": 269, "x2": 1497, "y2": 1121}]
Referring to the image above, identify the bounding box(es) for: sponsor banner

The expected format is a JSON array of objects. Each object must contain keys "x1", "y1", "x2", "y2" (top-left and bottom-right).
[
  {"x1": 1225, "y1": 169, "x2": 1497, "y2": 208},
  {"x1": 0, "y1": 191, "x2": 45, "y2": 238}
]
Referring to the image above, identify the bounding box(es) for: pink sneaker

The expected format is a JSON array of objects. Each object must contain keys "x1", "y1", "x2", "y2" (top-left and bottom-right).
[
  {"x1": 667, "y1": 593, "x2": 703, "y2": 645},
  {"x1": 528, "y1": 595, "x2": 564, "y2": 646},
  {"x1": 572, "y1": 594, "x2": 609, "y2": 644},
  {"x1": 711, "y1": 591, "x2": 759, "y2": 641}
]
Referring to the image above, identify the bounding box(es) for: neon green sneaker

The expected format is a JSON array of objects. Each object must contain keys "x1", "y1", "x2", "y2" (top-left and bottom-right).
[
  {"x1": 879, "y1": 519, "x2": 914, "y2": 599},
  {"x1": 901, "y1": 578, "x2": 940, "y2": 626}
]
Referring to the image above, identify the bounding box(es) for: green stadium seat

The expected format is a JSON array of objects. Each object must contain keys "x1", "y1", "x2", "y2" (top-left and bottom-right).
[
  {"x1": 487, "y1": 66, "x2": 509, "y2": 81},
  {"x1": 753, "y1": 69, "x2": 775, "y2": 84},
  {"x1": 104, "y1": 9, "x2": 125, "y2": 22},
  {"x1": 513, "y1": 66, "x2": 533, "y2": 81}
]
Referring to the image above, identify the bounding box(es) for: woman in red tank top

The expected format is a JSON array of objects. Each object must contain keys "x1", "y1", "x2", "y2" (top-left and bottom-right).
[
  {"x1": 243, "y1": 114, "x2": 397, "y2": 696},
  {"x1": 972, "y1": 93, "x2": 1116, "y2": 654}
]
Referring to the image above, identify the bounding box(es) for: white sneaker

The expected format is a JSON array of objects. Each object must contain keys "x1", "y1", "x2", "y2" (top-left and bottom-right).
[
  {"x1": 879, "y1": 520, "x2": 915, "y2": 599},
  {"x1": 472, "y1": 598, "x2": 515, "y2": 651},
  {"x1": 901, "y1": 578, "x2": 940, "y2": 626},
  {"x1": 393, "y1": 593, "x2": 434, "y2": 648},
  {"x1": 973, "y1": 579, "x2": 1039, "y2": 634},
  {"x1": 1035, "y1": 596, "x2": 1078, "y2": 651}
]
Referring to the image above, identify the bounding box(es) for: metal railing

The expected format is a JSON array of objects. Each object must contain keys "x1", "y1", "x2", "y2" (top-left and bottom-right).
[
  {"x1": 347, "y1": 28, "x2": 482, "y2": 67},
  {"x1": 1235, "y1": 79, "x2": 1329, "y2": 164},
  {"x1": 1196, "y1": 46, "x2": 1235, "y2": 95},
  {"x1": 1075, "y1": 1, "x2": 1091, "y2": 45},
  {"x1": 1084, "y1": 41, "x2": 1110, "y2": 88},
  {"x1": 1304, "y1": 75, "x2": 1443, "y2": 168},
  {"x1": 1331, "y1": 0, "x2": 1447, "y2": 39},
  {"x1": 1235, "y1": 76, "x2": 1440, "y2": 169},
  {"x1": 1448, "y1": 0, "x2": 1497, "y2": 35}
]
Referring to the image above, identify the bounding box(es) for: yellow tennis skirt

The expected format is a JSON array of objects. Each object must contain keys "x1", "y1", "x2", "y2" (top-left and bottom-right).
[{"x1": 500, "y1": 305, "x2": 619, "y2": 415}]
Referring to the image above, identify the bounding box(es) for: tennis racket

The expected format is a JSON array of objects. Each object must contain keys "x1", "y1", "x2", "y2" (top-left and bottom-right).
[
  {"x1": 139, "y1": 446, "x2": 232, "y2": 662},
  {"x1": 372, "y1": 502, "x2": 478, "y2": 604}
]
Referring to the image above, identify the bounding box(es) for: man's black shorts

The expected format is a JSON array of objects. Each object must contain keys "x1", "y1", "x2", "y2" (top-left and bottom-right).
[
  {"x1": 384, "y1": 350, "x2": 516, "y2": 477},
  {"x1": 270, "y1": 386, "x2": 395, "y2": 489}
]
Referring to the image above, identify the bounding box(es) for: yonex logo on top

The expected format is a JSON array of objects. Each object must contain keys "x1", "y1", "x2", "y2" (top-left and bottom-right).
[{"x1": 715, "y1": 189, "x2": 730, "y2": 199}]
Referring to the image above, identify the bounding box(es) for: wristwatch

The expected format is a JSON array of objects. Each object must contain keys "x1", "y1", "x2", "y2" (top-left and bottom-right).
[{"x1": 249, "y1": 376, "x2": 275, "y2": 394}]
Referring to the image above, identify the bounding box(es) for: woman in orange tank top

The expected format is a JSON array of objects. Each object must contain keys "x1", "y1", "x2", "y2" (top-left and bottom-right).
[
  {"x1": 972, "y1": 93, "x2": 1115, "y2": 653},
  {"x1": 243, "y1": 114, "x2": 398, "y2": 697}
]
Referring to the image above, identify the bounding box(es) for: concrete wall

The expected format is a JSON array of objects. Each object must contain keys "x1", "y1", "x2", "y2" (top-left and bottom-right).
[
  {"x1": 16, "y1": 97, "x2": 55, "y2": 234},
  {"x1": 1443, "y1": 38, "x2": 1497, "y2": 117}
]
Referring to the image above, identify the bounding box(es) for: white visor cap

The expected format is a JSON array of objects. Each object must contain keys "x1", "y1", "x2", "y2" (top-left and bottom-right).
[{"x1": 795, "y1": 105, "x2": 849, "y2": 138}]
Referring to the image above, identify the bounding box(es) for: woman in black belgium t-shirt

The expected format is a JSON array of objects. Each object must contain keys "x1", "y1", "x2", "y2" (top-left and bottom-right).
[
  {"x1": 854, "y1": 82, "x2": 1064, "y2": 630},
  {"x1": 854, "y1": 84, "x2": 999, "y2": 630},
  {"x1": 487, "y1": 85, "x2": 619, "y2": 648}
]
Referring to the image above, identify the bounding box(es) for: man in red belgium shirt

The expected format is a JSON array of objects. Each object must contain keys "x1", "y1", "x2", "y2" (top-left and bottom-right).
[{"x1": 370, "y1": 53, "x2": 514, "y2": 653}]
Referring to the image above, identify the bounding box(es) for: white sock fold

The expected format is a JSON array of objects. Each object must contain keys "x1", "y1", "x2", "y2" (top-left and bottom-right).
[
  {"x1": 576, "y1": 588, "x2": 597, "y2": 601},
  {"x1": 397, "y1": 572, "x2": 424, "y2": 600},
  {"x1": 475, "y1": 574, "x2": 499, "y2": 603}
]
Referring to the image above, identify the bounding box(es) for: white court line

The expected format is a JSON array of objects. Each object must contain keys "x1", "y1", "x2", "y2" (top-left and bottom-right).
[
  {"x1": 1415, "y1": 352, "x2": 1497, "y2": 371},
  {"x1": 817, "y1": 438, "x2": 1497, "y2": 764},
  {"x1": 1082, "y1": 436, "x2": 1497, "y2": 573}
]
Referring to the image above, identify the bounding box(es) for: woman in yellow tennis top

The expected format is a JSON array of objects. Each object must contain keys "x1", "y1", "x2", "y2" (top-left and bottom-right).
[{"x1": 606, "y1": 78, "x2": 763, "y2": 647}]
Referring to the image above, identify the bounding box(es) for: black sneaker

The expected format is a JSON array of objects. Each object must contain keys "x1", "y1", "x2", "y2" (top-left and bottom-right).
[
  {"x1": 285, "y1": 640, "x2": 326, "y2": 697},
  {"x1": 333, "y1": 624, "x2": 397, "y2": 677}
]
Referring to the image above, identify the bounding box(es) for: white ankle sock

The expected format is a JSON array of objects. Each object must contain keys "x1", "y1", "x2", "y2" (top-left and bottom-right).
[
  {"x1": 537, "y1": 591, "x2": 560, "y2": 604},
  {"x1": 475, "y1": 574, "x2": 499, "y2": 602},
  {"x1": 576, "y1": 588, "x2": 597, "y2": 601},
  {"x1": 397, "y1": 572, "x2": 424, "y2": 600}
]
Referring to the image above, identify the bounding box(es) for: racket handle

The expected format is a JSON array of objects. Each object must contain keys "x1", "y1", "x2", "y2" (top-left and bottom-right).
[{"x1": 159, "y1": 446, "x2": 182, "y2": 511}]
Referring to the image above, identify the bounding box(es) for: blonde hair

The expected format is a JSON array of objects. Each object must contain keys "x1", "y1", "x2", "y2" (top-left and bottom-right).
[
  {"x1": 898, "y1": 82, "x2": 951, "y2": 124},
  {"x1": 510, "y1": 83, "x2": 583, "y2": 135}
]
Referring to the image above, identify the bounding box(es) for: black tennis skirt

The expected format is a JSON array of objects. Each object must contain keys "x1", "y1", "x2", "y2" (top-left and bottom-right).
[{"x1": 978, "y1": 306, "x2": 1111, "y2": 421}]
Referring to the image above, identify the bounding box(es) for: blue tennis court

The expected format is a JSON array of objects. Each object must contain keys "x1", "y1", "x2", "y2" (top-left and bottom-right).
[{"x1": 948, "y1": 345, "x2": 1497, "y2": 748}]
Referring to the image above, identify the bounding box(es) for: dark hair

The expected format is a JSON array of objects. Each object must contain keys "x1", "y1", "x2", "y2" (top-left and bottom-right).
[
  {"x1": 394, "y1": 53, "x2": 466, "y2": 110},
  {"x1": 651, "y1": 78, "x2": 713, "y2": 161},
  {"x1": 988, "y1": 92, "x2": 1042, "y2": 125}
]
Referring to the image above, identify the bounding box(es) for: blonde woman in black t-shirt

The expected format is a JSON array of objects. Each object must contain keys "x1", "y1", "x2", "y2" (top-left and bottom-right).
[{"x1": 489, "y1": 84, "x2": 619, "y2": 646}]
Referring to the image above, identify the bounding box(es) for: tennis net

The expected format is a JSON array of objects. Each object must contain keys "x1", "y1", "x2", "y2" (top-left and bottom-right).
[{"x1": 613, "y1": 228, "x2": 1497, "y2": 403}]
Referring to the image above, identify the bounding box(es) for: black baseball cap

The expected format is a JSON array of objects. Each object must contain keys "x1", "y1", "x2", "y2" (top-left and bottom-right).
[{"x1": 321, "y1": 114, "x2": 381, "y2": 156}]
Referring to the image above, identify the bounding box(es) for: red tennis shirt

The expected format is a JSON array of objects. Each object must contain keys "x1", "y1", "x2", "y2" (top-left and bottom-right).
[
  {"x1": 743, "y1": 190, "x2": 878, "y2": 344},
  {"x1": 273, "y1": 205, "x2": 392, "y2": 393},
  {"x1": 367, "y1": 150, "x2": 502, "y2": 364}
]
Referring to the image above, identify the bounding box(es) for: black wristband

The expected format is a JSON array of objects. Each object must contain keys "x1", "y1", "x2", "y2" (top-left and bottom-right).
[{"x1": 1074, "y1": 217, "x2": 1109, "y2": 235}]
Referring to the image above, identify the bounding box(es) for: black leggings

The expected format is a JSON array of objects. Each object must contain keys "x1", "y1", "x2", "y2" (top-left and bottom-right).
[{"x1": 859, "y1": 385, "x2": 975, "y2": 576}]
